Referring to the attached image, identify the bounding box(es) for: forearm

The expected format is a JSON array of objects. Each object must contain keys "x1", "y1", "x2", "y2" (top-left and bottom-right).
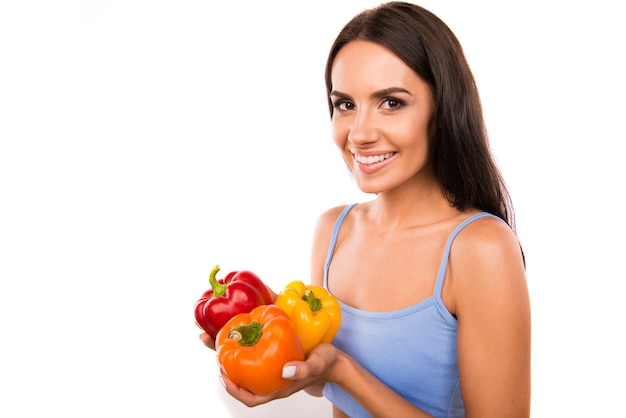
[
  {"x1": 331, "y1": 352, "x2": 434, "y2": 418},
  {"x1": 304, "y1": 384, "x2": 324, "y2": 397}
]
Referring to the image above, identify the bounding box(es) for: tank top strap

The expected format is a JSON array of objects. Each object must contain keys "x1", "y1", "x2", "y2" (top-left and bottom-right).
[
  {"x1": 323, "y1": 203, "x2": 358, "y2": 289},
  {"x1": 433, "y1": 212, "x2": 502, "y2": 300}
]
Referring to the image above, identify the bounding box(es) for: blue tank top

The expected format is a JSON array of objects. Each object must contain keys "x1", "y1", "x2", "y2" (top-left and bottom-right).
[{"x1": 322, "y1": 204, "x2": 499, "y2": 418}]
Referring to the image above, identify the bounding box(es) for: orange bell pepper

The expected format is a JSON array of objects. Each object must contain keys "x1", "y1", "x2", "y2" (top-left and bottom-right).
[
  {"x1": 215, "y1": 304, "x2": 305, "y2": 395},
  {"x1": 274, "y1": 280, "x2": 342, "y2": 355}
]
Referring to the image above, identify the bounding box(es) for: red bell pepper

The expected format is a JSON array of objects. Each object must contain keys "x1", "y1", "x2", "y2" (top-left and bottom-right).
[{"x1": 194, "y1": 265, "x2": 273, "y2": 339}]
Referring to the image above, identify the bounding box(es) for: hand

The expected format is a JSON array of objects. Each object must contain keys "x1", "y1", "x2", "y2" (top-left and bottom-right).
[
  {"x1": 218, "y1": 343, "x2": 342, "y2": 407},
  {"x1": 199, "y1": 331, "x2": 216, "y2": 350}
]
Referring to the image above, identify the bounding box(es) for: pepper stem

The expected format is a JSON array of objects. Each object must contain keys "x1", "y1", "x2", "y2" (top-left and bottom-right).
[
  {"x1": 302, "y1": 289, "x2": 323, "y2": 312},
  {"x1": 208, "y1": 265, "x2": 227, "y2": 297},
  {"x1": 228, "y1": 321, "x2": 263, "y2": 346}
]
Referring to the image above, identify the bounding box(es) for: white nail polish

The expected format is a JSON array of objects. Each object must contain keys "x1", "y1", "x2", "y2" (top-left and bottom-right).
[{"x1": 282, "y1": 365, "x2": 297, "y2": 379}]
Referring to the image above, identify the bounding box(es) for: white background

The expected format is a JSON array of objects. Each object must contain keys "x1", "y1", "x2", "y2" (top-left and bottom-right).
[{"x1": 1, "y1": 1, "x2": 624, "y2": 417}]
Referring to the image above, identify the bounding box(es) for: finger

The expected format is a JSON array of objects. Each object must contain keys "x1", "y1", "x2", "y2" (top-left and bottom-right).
[
  {"x1": 282, "y1": 364, "x2": 299, "y2": 379},
  {"x1": 198, "y1": 332, "x2": 216, "y2": 350},
  {"x1": 219, "y1": 375, "x2": 274, "y2": 407},
  {"x1": 281, "y1": 361, "x2": 313, "y2": 381},
  {"x1": 282, "y1": 343, "x2": 338, "y2": 380}
]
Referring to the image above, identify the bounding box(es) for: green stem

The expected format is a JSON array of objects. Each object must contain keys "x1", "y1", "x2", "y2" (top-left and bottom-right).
[
  {"x1": 302, "y1": 289, "x2": 323, "y2": 312},
  {"x1": 228, "y1": 321, "x2": 263, "y2": 346},
  {"x1": 208, "y1": 265, "x2": 227, "y2": 297}
]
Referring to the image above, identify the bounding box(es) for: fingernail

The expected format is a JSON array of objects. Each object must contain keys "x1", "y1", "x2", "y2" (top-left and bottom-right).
[
  {"x1": 218, "y1": 375, "x2": 226, "y2": 388},
  {"x1": 282, "y1": 365, "x2": 297, "y2": 379}
]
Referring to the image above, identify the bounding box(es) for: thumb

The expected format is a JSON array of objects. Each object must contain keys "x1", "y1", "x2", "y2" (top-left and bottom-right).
[{"x1": 281, "y1": 362, "x2": 305, "y2": 380}]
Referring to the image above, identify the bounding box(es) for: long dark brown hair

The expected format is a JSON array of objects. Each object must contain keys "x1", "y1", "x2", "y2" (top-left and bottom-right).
[{"x1": 325, "y1": 1, "x2": 516, "y2": 231}]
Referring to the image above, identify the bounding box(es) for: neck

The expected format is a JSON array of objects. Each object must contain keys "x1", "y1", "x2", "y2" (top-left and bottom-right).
[{"x1": 369, "y1": 181, "x2": 459, "y2": 230}]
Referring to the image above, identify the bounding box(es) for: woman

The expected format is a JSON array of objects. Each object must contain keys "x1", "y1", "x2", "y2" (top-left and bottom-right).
[{"x1": 201, "y1": 2, "x2": 531, "y2": 416}]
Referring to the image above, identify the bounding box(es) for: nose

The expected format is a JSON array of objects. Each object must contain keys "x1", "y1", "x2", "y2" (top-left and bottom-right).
[{"x1": 347, "y1": 108, "x2": 379, "y2": 146}]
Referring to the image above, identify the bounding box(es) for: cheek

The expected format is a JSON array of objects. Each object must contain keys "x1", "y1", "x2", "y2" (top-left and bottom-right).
[{"x1": 331, "y1": 119, "x2": 347, "y2": 150}]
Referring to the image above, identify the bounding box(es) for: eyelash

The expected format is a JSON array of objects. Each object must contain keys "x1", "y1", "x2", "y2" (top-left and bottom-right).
[
  {"x1": 332, "y1": 100, "x2": 353, "y2": 112},
  {"x1": 381, "y1": 98, "x2": 405, "y2": 110},
  {"x1": 331, "y1": 97, "x2": 406, "y2": 112}
]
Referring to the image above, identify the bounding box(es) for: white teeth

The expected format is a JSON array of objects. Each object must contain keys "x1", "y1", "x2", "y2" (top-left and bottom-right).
[{"x1": 354, "y1": 152, "x2": 394, "y2": 165}]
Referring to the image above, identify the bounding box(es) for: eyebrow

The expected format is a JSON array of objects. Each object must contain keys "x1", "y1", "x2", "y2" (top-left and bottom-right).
[{"x1": 330, "y1": 86, "x2": 413, "y2": 100}]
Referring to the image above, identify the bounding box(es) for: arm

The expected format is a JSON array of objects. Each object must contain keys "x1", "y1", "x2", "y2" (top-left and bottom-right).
[
  {"x1": 218, "y1": 206, "x2": 438, "y2": 416},
  {"x1": 291, "y1": 214, "x2": 529, "y2": 417},
  {"x1": 321, "y1": 349, "x2": 435, "y2": 418},
  {"x1": 302, "y1": 206, "x2": 435, "y2": 416},
  {"x1": 304, "y1": 205, "x2": 347, "y2": 397},
  {"x1": 451, "y1": 217, "x2": 531, "y2": 417}
]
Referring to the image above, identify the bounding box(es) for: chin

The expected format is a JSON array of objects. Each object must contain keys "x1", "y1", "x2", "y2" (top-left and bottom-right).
[{"x1": 354, "y1": 180, "x2": 387, "y2": 195}]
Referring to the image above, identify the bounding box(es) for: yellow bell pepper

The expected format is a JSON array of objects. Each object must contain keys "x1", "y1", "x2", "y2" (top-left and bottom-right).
[{"x1": 274, "y1": 280, "x2": 342, "y2": 356}]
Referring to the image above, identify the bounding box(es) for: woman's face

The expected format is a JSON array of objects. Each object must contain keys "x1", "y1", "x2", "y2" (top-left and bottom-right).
[{"x1": 330, "y1": 40, "x2": 436, "y2": 195}]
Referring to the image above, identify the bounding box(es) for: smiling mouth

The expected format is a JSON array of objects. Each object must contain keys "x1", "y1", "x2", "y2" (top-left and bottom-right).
[{"x1": 352, "y1": 152, "x2": 397, "y2": 165}]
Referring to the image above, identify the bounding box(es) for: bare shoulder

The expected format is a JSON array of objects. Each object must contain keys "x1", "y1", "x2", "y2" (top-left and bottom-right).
[
  {"x1": 315, "y1": 205, "x2": 352, "y2": 231},
  {"x1": 310, "y1": 204, "x2": 355, "y2": 287},
  {"x1": 453, "y1": 214, "x2": 523, "y2": 267},
  {"x1": 448, "y1": 213, "x2": 528, "y2": 314}
]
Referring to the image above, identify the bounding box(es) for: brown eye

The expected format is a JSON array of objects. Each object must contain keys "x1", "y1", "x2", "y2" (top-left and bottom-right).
[
  {"x1": 333, "y1": 101, "x2": 355, "y2": 112},
  {"x1": 381, "y1": 98, "x2": 403, "y2": 110}
]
